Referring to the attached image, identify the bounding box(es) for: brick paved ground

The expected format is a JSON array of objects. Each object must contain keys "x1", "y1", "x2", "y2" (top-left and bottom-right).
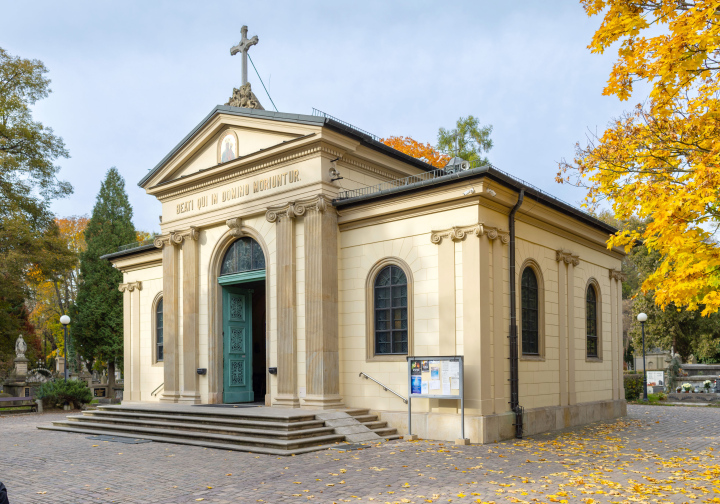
[{"x1": 1, "y1": 404, "x2": 719, "y2": 504}]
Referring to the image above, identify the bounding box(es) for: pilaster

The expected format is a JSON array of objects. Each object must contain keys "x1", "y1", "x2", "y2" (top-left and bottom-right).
[
  {"x1": 610, "y1": 269, "x2": 626, "y2": 400},
  {"x1": 298, "y1": 195, "x2": 343, "y2": 409},
  {"x1": 154, "y1": 234, "x2": 180, "y2": 402},
  {"x1": 176, "y1": 227, "x2": 201, "y2": 404},
  {"x1": 556, "y1": 258, "x2": 568, "y2": 406},
  {"x1": 487, "y1": 228, "x2": 509, "y2": 414},
  {"x1": 556, "y1": 249, "x2": 579, "y2": 405},
  {"x1": 118, "y1": 283, "x2": 132, "y2": 399},
  {"x1": 266, "y1": 203, "x2": 300, "y2": 408}
]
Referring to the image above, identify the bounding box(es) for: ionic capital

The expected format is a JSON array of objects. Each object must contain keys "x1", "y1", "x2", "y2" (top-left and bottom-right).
[
  {"x1": 153, "y1": 233, "x2": 173, "y2": 249},
  {"x1": 266, "y1": 195, "x2": 334, "y2": 223},
  {"x1": 171, "y1": 226, "x2": 199, "y2": 244},
  {"x1": 609, "y1": 268, "x2": 626, "y2": 281},
  {"x1": 484, "y1": 227, "x2": 510, "y2": 244},
  {"x1": 119, "y1": 281, "x2": 142, "y2": 293},
  {"x1": 430, "y1": 223, "x2": 484, "y2": 244},
  {"x1": 555, "y1": 249, "x2": 580, "y2": 266}
]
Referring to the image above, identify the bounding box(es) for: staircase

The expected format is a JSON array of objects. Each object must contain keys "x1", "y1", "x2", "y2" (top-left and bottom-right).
[
  {"x1": 345, "y1": 408, "x2": 400, "y2": 440},
  {"x1": 38, "y1": 404, "x2": 344, "y2": 456},
  {"x1": 38, "y1": 404, "x2": 399, "y2": 455}
]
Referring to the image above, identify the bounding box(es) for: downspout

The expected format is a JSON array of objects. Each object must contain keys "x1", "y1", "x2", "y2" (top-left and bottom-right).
[{"x1": 508, "y1": 188, "x2": 525, "y2": 439}]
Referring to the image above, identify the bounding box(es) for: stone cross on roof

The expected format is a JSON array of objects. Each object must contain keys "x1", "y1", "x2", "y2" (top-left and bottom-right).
[{"x1": 230, "y1": 25, "x2": 259, "y2": 86}]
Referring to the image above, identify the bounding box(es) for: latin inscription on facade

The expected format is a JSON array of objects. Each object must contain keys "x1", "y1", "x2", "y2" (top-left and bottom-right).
[{"x1": 176, "y1": 169, "x2": 301, "y2": 214}]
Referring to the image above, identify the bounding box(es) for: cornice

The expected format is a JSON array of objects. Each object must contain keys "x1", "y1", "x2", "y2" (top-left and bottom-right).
[
  {"x1": 556, "y1": 249, "x2": 580, "y2": 266},
  {"x1": 609, "y1": 268, "x2": 626, "y2": 281},
  {"x1": 155, "y1": 145, "x2": 340, "y2": 202},
  {"x1": 118, "y1": 281, "x2": 143, "y2": 293},
  {"x1": 266, "y1": 194, "x2": 334, "y2": 223},
  {"x1": 430, "y1": 223, "x2": 509, "y2": 244},
  {"x1": 338, "y1": 154, "x2": 403, "y2": 181}
]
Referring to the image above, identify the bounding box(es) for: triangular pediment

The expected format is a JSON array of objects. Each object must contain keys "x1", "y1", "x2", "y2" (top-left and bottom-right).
[{"x1": 140, "y1": 107, "x2": 325, "y2": 191}]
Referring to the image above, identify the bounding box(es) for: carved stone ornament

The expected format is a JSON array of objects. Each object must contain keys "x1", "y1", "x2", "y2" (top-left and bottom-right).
[
  {"x1": 171, "y1": 226, "x2": 200, "y2": 245},
  {"x1": 485, "y1": 226, "x2": 510, "y2": 244},
  {"x1": 15, "y1": 334, "x2": 27, "y2": 359},
  {"x1": 226, "y1": 82, "x2": 264, "y2": 110},
  {"x1": 555, "y1": 249, "x2": 580, "y2": 266},
  {"x1": 226, "y1": 217, "x2": 243, "y2": 237},
  {"x1": 119, "y1": 281, "x2": 143, "y2": 293},
  {"x1": 609, "y1": 268, "x2": 626, "y2": 281},
  {"x1": 266, "y1": 195, "x2": 333, "y2": 223},
  {"x1": 154, "y1": 227, "x2": 199, "y2": 248},
  {"x1": 430, "y1": 223, "x2": 484, "y2": 244}
]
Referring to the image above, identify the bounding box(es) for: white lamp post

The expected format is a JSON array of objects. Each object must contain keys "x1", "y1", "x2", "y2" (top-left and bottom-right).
[
  {"x1": 637, "y1": 312, "x2": 648, "y2": 401},
  {"x1": 60, "y1": 315, "x2": 71, "y2": 382}
]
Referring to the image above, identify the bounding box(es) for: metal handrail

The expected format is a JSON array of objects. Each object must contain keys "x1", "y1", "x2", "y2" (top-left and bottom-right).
[
  {"x1": 151, "y1": 382, "x2": 164, "y2": 397},
  {"x1": 312, "y1": 108, "x2": 381, "y2": 142},
  {"x1": 117, "y1": 237, "x2": 156, "y2": 253},
  {"x1": 359, "y1": 372, "x2": 407, "y2": 404}
]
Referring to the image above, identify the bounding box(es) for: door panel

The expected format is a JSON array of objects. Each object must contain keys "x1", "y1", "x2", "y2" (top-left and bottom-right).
[{"x1": 223, "y1": 288, "x2": 253, "y2": 403}]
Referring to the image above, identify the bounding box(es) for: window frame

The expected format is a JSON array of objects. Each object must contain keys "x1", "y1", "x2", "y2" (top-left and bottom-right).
[
  {"x1": 220, "y1": 237, "x2": 266, "y2": 277},
  {"x1": 152, "y1": 292, "x2": 164, "y2": 365},
  {"x1": 365, "y1": 258, "x2": 413, "y2": 362},
  {"x1": 585, "y1": 278, "x2": 603, "y2": 362},
  {"x1": 518, "y1": 259, "x2": 545, "y2": 361}
]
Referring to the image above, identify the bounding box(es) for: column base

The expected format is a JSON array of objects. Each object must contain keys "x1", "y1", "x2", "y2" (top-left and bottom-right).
[
  {"x1": 273, "y1": 394, "x2": 301, "y2": 408},
  {"x1": 177, "y1": 393, "x2": 201, "y2": 404},
  {"x1": 159, "y1": 392, "x2": 181, "y2": 403},
  {"x1": 300, "y1": 395, "x2": 344, "y2": 410}
]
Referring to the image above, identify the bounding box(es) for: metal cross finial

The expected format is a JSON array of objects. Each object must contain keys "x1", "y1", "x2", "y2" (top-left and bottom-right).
[{"x1": 230, "y1": 25, "x2": 259, "y2": 86}]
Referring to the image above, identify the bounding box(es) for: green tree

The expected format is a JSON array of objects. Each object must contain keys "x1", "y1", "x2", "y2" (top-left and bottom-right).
[
  {"x1": 0, "y1": 47, "x2": 72, "y2": 356},
  {"x1": 73, "y1": 168, "x2": 135, "y2": 387},
  {"x1": 437, "y1": 115, "x2": 493, "y2": 165}
]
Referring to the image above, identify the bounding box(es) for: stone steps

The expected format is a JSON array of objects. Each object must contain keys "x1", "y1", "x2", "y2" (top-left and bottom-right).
[
  {"x1": 38, "y1": 404, "x2": 345, "y2": 456},
  {"x1": 39, "y1": 404, "x2": 401, "y2": 453},
  {"x1": 64, "y1": 415, "x2": 336, "y2": 440},
  {"x1": 344, "y1": 408, "x2": 399, "y2": 440},
  {"x1": 41, "y1": 425, "x2": 339, "y2": 456}
]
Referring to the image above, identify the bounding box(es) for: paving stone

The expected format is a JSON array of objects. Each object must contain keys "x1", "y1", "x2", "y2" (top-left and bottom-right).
[{"x1": 1, "y1": 405, "x2": 719, "y2": 503}]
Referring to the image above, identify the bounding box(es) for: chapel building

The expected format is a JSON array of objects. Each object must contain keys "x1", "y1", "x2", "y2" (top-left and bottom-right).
[{"x1": 105, "y1": 104, "x2": 627, "y2": 443}]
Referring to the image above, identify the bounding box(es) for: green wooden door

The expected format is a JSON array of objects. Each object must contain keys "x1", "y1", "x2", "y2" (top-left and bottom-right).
[{"x1": 222, "y1": 287, "x2": 254, "y2": 403}]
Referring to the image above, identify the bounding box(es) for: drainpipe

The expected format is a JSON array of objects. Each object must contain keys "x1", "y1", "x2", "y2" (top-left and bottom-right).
[{"x1": 508, "y1": 188, "x2": 525, "y2": 439}]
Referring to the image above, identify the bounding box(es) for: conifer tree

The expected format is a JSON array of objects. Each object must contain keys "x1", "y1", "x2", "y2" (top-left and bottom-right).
[{"x1": 73, "y1": 168, "x2": 136, "y2": 386}]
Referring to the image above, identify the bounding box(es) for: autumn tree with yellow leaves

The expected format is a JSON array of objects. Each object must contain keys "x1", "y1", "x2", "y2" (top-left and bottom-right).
[
  {"x1": 380, "y1": 136, "x2": 450, "y2": 169},
  {"x1": 559, "y1": 1, "x2": 720, "y2": 315}
]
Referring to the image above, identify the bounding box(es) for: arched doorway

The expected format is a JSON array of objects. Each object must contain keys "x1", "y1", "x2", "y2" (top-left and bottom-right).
[{"x1": 218, "y1": 237, "x2": 267, "y2": 403}]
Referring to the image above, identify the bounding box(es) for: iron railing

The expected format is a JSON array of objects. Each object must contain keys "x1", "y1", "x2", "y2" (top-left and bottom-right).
[
  {"x1": 151, "y1": 382, "x2": 164, "y2": 397},
  {"x1": 117, "y1": 238, "x2": 156, "y2": 253},
  {"x1": 359, "y1": 372, "x2": 408, "y2": 404},
  {"x1": 312, "y1": 108, "x2": 381, "y2": 142}
]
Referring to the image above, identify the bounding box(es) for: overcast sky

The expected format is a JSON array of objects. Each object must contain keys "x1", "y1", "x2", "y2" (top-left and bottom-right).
[{"x1": 2, "y1": 1, "x2": 633, "y2": 232}]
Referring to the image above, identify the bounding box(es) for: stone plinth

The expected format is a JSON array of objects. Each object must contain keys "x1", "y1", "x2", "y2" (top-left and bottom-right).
[{"x1": 14, "y1": 357, "x2": 29, "y2": 377}]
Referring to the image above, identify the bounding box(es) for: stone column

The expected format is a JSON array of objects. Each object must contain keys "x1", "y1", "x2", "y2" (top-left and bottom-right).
[
  {"x1": 556, "y1": 250, "x2": 580, "y2": 406},
  {"x1": 491, "y1": 229, "x2": 509, "y2": 413},
  {"x1": 611, "y1": 270, "x2": 625, "y2": 400},
  {"x1": 556, "y1": 258, "x2": 568, "y2": 406},
  {"x1": 155, "y1": 234, "x2": 180, "y2": 403},
  {"x1": 175, "y1": 227, "x2": 201, "y2": 404},
  {"x1": 299, "y1": 195, "x2": 343, "y2": 409},
  {"x1": 119, "y1": 283, "x2": 132, "y2": 397},
  {"x1": 609, "y1": 269, "x2": 619, "y2": 401},
  {"x1": 267, "y1": 204, "x2": 299, "y2": 408},
  {"x1": 129, "y1": 282, "x2": 143, "y2": 401}
]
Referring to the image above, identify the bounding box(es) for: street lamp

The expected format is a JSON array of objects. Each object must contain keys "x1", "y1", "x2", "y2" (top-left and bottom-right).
[
  {"x1": 60, "y1": 315, "x2": 71, "y2": 382},
  {"x1": 637, "y1": 312, "x2": 648, "y2": 401}
]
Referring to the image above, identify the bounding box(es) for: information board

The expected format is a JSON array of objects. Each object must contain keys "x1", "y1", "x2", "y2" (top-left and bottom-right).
[
  {"x1": 407, "y1": 356, "x2": 463, "y2": 399},
  {"x1": 646, "y1": 371, "x2": 665, "y2": 388},
  {"x1": 406, "y1": 355, "x2": 466, "y2": 441}
]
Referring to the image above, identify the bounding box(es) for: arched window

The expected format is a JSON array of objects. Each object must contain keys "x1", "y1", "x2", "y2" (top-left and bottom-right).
[
  {"x1": 521, "y1": 267, "x2": 539, "y2": 355},
  {"x1": 221, "y1": 237, "x2": 265, "y2": 276},
  {"x1": 156, "y1": 297, "x2": 164, "y2": 362},
  {"x1": 374, "y1": 265, "x2": 408, "y2": 355},
  {"x1": 586, "y1": 284, "x2": 598, "y2": 358}
]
